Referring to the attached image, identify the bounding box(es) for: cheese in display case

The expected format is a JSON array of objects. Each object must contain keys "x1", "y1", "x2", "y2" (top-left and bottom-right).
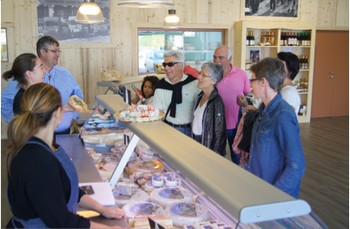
[{"x1": 77, "y1": 94, "x2": 328, "y2": 228}]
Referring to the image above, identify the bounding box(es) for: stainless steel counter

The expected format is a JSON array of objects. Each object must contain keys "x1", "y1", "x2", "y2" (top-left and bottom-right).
[
  {"x1": 56, "y1": 134, "x2": 101, "y2": 183},
  {"x1": 56, "y1": 134, "x2": 127, "y2": 228}
]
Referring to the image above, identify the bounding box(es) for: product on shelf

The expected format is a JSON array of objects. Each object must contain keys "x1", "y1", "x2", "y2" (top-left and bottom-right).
[
  {"x1": 123, "y1": 202, "x2": 165, "y2": 218},
  {"x1": 150, "y1": 187, "x2": 193, "y2": 207},
  {"x1": 128, "y1": 215, "x2": 173, "y2": 229},
  {"x1": 125, "y1": 160, "x2": 164, "y2": 175},
  {"x1": 165, "y1": 202, "x2": 209, "y2": 227},
  {"x1": 116, "y1": 104, "x2": 164, "y2": 122},
  {"x1": 113, "y1": 189, "x2": 149, "y2": 207}
]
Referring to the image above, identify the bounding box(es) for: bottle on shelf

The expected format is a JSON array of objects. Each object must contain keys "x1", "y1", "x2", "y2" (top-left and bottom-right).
[
  {"x1": 299, "y1": 55, "x2": 309, "y2": 69},
  {"x1": 250, "y1": 31, "x2": 255, "y2": 46},
  {"x1": 270, "y1": 31, "x2": 275, "y2": 46},
  {"x1": 280, "y1": 32, "x2": 286, "y2": 46},
  {"x1": 246, "y1": 31, "x2": 250, "y2": 46},
  {"x1": 261, "y1": 32, "x2": 267, "y2": 44},
  {"x1": 247, "y1": 30, "x2": 255, "y2": 46},
  {"x1": 131, "y1": 84, "x2": 146, "y2": 103}
]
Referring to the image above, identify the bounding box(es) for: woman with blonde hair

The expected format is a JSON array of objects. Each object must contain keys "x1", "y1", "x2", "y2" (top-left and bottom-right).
[{"x1": 6, "y1": 83, "x2": 124, "y2": 228}]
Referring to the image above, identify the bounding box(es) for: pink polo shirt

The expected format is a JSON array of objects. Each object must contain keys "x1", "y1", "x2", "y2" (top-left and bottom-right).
[{"x1": 217, "y1": 65, "x2": 251, "y2": 129}]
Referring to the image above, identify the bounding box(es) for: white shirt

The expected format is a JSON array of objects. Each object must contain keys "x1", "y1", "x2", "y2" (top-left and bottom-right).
[
  {"x1": 280, "y1": 85, "x2": 301, "y2": 115},
  {"x1": 153, "y1": 76, "x2": 201, "y2": 124},
  {"x1": 192, "y1": 101, "x2": 207, "y2": 135}
]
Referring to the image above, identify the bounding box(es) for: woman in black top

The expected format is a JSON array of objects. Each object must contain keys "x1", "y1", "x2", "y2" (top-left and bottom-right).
[
  {"x1": 6, "y1": 83, "x2": 124, "y2": 228},
  {"x1": 191, "y1": 63, "x2": 226, "y2": 156},
  {"x1": 2, "y1": 53, "x2": 45, "y2": 115}
]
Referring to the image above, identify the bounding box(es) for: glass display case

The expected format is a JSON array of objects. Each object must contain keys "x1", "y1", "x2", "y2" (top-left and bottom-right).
[
  {"x1": 76, "y1": 94, "x2": 328, "y2": 228},
  {"x1": 138, "y1": 29, "x2": 225, "y2": 74}
]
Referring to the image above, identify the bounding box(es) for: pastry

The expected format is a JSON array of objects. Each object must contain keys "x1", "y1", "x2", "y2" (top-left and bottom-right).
[{"x1": 69, "y1": 95, "x2": 88, "y2": 112}]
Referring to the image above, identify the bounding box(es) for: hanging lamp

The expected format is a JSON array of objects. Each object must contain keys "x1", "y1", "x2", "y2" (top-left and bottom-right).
[
  {"x1": 117, "y1": 0, "x2": 174, "y2": 8},
  {"x1": 164, "y1": 9, "x2": 180, "y2": 28},
  {"x1": 76, "y1": 0, "x2": 104, "y2": 24}
]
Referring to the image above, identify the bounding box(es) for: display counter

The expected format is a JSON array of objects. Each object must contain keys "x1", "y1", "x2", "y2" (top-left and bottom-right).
[
  {"x1": 56, "y1": 134, "x2": 128, "y2": 228},
  {"x1": 89, "y1": 94, "x2": 328, "y2": 228}
]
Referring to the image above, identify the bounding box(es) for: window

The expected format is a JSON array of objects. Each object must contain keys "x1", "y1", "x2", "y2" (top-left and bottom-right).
[
  {"x1": 1, "y1": 28, "x2": 8, "y2": 62},
  {"x1": 138, "y1": 28, "x2": 226, "y2": 74}
]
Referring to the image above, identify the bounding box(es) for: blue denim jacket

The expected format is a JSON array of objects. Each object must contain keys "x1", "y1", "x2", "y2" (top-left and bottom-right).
[{"x1": 246, "y1": 94, "x2": 305, "y2": 198}]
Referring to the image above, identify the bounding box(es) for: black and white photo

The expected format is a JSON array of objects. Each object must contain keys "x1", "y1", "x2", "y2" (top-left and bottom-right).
[
  {"x1": 245, "y1": 0, "x2": 298, "y2": 17},
  {"x1": 37, "y1": 0, "x2": 110, "y2": 42},
  {"x1": 250, "y1": 49, "x2": 260, "y2": 63}
]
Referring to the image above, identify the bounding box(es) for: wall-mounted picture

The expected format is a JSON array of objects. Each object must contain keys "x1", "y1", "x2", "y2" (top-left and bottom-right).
[
  {"x1": 245, "y1": 0, "x2": 298, "y2": 17},
  {"x1": 250, "y1": 49, "x2": 260, "y2": 63},
  {"x1": 37, "y1": 0, "x2": 110, "y2": 43}
]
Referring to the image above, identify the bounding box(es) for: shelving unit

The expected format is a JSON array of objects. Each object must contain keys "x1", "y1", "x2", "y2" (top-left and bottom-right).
[{"x1": 234, "y1": 21, "x2": 316, "y2": 123}]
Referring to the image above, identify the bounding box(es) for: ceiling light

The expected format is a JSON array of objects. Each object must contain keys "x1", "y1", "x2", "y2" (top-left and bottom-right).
[
  {"x1": 76, "y1": 0, "x2": 104, "y2": 24},
  {"x1": 117, "y1": 0, "x2": 174, "y2": 8},
  {"x1": 164, "y1": 9, "x2": 180, "y2": 27}
]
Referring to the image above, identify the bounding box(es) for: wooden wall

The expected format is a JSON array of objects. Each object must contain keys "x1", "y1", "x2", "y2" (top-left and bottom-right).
[{"x1": 1, "y1": 0, "x2": 348, "y2": 138}]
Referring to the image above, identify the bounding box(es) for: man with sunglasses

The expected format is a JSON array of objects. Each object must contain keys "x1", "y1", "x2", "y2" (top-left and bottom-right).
[
  {"x1": 213, "y1": 45, "x2": 251, "y2": 163},
  {"x1": 153, "y1": 50, "x2": 201, "y2": 136},
  {"x1": 1, "y1": 36, "x2": 83, "y2": 134}
]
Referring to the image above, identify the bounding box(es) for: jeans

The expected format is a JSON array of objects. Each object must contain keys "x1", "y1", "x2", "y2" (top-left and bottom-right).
[
  {"x1": 176, "y1": 127, "x2": 191, "y2": 137},
  {"x1": 226, "y1": 128, "x2": 239, "y2": 165}
]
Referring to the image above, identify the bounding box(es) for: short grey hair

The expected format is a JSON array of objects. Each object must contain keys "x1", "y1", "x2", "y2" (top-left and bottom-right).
[
  {"x1": 201, "y1": 62, "x2": 223, "y2": 86},
  {"x1": 163, "y1": 50, "x2": 184, "y2": 63},
  {"x1": 250, "y1": 57, "x2": 285, "y2": 92},
  {"x1": 216, "y1": 45, "x2": 233, "y2": 60}
]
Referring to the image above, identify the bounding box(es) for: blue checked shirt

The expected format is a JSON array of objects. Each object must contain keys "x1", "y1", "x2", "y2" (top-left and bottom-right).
[{"x1": 1, "y1": 66, "x2": 84, "y2": 132}]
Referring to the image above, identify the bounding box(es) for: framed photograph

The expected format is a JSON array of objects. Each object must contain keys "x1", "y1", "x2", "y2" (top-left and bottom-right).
[
  {"x1": 250, "y1": 49, "x2": 260, "y2": 63},
  {"x1": 244, "y1": 0, "x2": 299, "y2": 18},
  {"x1": 37, "y1": 0, "x2": 110, "y2": 43}
]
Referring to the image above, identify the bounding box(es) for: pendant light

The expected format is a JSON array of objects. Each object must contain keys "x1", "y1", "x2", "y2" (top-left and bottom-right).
[
  {"x1": 117, "y1": 0, "x2": 174, "y2": 8},
  {"x1": 76, "y1": 0, "x2": 104, "y2": 24},
  {"x1": 164, "y1": 9, "x2": 180, "y2": 27}
]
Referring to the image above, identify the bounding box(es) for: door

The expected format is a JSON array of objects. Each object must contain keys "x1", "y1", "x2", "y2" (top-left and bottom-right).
[{"x1": 312, "y1": 31, "x2": 349, "y2": 118}]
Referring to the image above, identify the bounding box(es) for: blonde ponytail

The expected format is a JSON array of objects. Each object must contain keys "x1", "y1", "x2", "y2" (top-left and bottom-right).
[{"x1": 6, "y1": 83, "x2": 62, "y2": 175}]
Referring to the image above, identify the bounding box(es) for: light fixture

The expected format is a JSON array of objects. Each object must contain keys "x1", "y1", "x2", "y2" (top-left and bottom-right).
[
  {"x1": 164, "y1": 9, "x2": 180, "y2": 27},
  {"x1": 76, "y1": 0, "x2": 104, "y2": 24},
  {"x1": 117, "y1": 0, "x2": 174, "y2": 8}
]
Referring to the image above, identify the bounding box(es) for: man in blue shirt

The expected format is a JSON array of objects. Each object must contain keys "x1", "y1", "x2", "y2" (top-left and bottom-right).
[
  {"x1": 247, "y1": 57, "x2": 306, "y2": 198},
  {"x1": 1, "y1": 36, "x2": 83, "y2": 134}
]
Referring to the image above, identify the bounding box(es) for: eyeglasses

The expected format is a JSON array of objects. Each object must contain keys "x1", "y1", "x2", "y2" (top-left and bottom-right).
[
  {"x1": 47, "y1": 49, "x2": 62, "y2": 54},
  {"x1": 199, "y1": 72, "x2": 210, "y2": 78},
  {"x1": 250, "y1": 78, "x2": 259, "y2": 83},
  {"x1": 162, "y1": 62, "x2": 181, "y2": 67}
]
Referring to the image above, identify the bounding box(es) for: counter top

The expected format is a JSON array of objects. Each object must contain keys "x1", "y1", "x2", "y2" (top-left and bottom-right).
[{"x1": 56, "y1": 134, "x2": 127, "y2": 228}]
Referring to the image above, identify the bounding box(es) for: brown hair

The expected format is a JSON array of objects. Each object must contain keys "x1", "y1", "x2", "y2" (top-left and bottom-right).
[
  {"x1": 2, "y1": 53, "x2": 38, "y2": 87},
  {"x1": 141, "y1": 75, "x2": 159, "y2": 98},
  {"x1": 6, "y1": 83, "x2": 62, "y2": 175}
]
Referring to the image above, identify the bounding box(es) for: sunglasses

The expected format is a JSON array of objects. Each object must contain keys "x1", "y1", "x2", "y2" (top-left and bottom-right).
[{"x1": 162, "y1": 62, "x2": 181, "y2": 67}]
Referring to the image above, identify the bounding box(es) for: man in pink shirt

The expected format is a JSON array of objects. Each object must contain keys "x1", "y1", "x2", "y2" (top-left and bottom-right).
[{"x1": 213, "y1": 45, "x2": 251, "y2": 164}]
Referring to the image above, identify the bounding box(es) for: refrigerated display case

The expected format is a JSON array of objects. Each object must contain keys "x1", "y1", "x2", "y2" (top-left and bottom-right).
[{"x1": 86, "y1": 94, "x2": 327, "y2": 228}]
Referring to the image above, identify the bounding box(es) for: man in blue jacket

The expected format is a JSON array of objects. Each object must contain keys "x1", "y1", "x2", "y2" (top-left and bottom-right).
[{"x1": 246, "y1": 57, "x2": 306, "y2": 198}]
